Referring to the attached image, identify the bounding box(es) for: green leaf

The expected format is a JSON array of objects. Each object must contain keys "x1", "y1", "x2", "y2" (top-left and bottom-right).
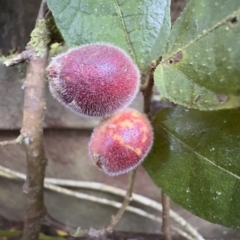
[
  {"x1": 144, "y1": 107, "x2": 240, "y2": 227},
  {"x1": 47, "y1": 0, "x2": 171, "y2": 72},
  {"x1": 154, "y1": 65, "x2": 240, "y2": 110},
  {"x1": 154, "y1": 0, "x2": 240, "y2": 110}
]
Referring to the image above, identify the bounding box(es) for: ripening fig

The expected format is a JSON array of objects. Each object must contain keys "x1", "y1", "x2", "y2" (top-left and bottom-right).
[
  {"x1": 88, "y1": 109, "x2": 153, "y2": 176},
  {"x1": 47, "y1": 43, "x2": 140, "y2": 117}
]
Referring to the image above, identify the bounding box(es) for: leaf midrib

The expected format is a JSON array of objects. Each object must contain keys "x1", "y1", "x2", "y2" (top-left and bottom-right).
[
  {"x1": 161, "y1": 124, "x2": 240, "y2": 181},
  {"x1": 113, "y1": 0, "x2": 136, "y2": 63},
  {"x1": 162, "y1": 8, "x2": 240, "y2": 63},
  {"x1": 158, "y1": 64, "x2": 217, "y2": 97}
]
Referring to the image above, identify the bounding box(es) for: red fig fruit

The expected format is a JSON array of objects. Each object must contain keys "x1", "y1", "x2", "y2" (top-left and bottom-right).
[
  {"x1": 88, "y1": 109, "x2": 153, "y2": 176},
  {"x1": 47, "y1": 43, "x2": 140, "y2": 117}
]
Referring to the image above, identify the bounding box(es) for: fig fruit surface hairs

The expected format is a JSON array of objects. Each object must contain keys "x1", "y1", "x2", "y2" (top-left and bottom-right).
[
  {"x1": 88, "y1": 108, "x2": 153, "y2": 176},
  {"x1": 47, "y1": 43, "x2": 140, "y2": 117}
]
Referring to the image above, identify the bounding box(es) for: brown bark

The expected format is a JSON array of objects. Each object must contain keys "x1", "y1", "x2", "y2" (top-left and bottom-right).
[{"x1": 19, "y1": 1, "x2": 50, "y2": 239}]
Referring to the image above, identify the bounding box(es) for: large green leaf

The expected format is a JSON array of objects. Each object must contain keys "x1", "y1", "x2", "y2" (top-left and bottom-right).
[
  {"x1": 144, "y1": 107, "x2": 240, "y2": 227},
  {"x1": 154, "y1": 0, "x2": 240, "y2": 110},
  {"x1": 47, "y1": 0, "x2": 171, "y2": 72}
]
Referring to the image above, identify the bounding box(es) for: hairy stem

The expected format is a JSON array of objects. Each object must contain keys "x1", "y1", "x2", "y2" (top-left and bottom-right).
[{"x1": 20, "y1": 1, "x2": 50, "y2": 239}]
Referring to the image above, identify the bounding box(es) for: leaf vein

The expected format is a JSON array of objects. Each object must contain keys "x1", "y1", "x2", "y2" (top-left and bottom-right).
[
  {"x1": 163, "y1": 8, "x2": 240, "y2": 62},
  {"x1": 113, "y1": 0, "x2": 136, "y2": 63},
  {"x1": 161, "y1": 126, "x2": 240, "y2": 181}
]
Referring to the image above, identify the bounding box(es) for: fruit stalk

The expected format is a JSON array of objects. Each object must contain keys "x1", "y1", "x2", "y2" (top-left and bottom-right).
[
  {"x1": 105, "y1": 63, "x2": 155, "y2": 233},
  {"x1": 106, "y1": 169, "x2": 137, "y2": 233}
]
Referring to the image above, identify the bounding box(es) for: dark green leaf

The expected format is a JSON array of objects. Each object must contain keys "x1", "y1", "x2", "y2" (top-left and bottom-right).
[
  {"x1": 144, "y1": 107, "x2": 240, "y2": 227},
  {"x1": 47, "y1": 0, "x2": 171, "y2": 72},
  {"x1": 154, "y1": 0, "x2": 240, "y2": 110}
]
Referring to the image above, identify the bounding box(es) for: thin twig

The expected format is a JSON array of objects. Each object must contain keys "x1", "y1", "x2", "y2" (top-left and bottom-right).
[
  {"x1": 106, "y1": 169, "x2": 137, "y2": 233},
  {"x1": 0, "y1": 135, "x2": 24, "y2": 147},
  {"x1": 0, "y1": 165, "x2": 205, "y2": 240},
  {"x1": 162, "y1": 192, "x2": 172, "y2": 240},
  {"x1": 4, "y1": 50, "x2": 32, "y2": 67}
]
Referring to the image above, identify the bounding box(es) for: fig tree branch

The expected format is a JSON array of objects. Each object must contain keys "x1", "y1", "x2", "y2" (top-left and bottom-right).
[{"x1": 4, "y1": 0, "x2": 51, "y2": 239}]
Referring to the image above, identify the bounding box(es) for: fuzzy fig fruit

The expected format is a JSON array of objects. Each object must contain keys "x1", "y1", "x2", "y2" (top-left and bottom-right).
[
  {"x1": 47, "y1": 43, "x2": 140, "y2": 117},
  {"x1": 88, "y1": 109, "x2": 153, "y2": 176}
]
